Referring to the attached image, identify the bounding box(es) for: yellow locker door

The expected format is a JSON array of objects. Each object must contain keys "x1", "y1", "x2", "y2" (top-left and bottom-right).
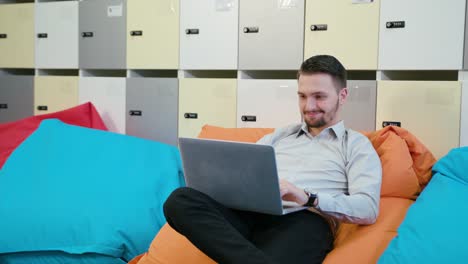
[
  {"x1": 34, "y1": 76, "x2": 79, "y2": 115},
  {"x1": 127, "y1": 0, "x2": 179, "y2": 69},
  {"x1": 179, "y1": 78, "x2": 237, "y2": 138},
  {"x1": 376, "y1": 81, "x2": 461, "y2": 159},
  {"x1": 0, "y1": 4, "x2": 34, "y2": 68},
  {"x1": 304, "y1": 0, "x2": 379, "y2": 70}
]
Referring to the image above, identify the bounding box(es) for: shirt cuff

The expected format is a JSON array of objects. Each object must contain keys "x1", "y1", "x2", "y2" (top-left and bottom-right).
[{"x1": 316, "y1": 192, "x2": 334, "y2": 212}]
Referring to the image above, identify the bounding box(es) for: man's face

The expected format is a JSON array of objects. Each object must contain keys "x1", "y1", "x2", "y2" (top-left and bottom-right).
[{"x1": 297, "y1": 73, "x2": 347, "y2": 131}]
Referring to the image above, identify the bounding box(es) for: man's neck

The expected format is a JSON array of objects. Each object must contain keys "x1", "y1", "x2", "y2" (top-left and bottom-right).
[{"x1": 308, "y1": 119, "x2": 341, "y2": 137}]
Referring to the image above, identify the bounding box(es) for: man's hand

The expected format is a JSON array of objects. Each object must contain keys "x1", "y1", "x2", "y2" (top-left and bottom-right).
[{"x1": 279, "y1": 179, "x2": 308, "y2": 206}]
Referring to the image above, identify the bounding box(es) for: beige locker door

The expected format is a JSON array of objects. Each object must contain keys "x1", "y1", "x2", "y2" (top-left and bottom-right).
[
  {"x1": 179, "y1": 78, "x2": 237, "y2": 138},
  {"x1": 34, "y1": 76, "x2": 79, "y2": 115},
  {"x1": 304, "y1": 0, "x2": 379, "y2": 70},
  {"x1": 127, "y1": 0, "x2": 179, "y2": 69},
  {"x1": 461, "y1": 82, "x2": 468, "y2": 147},
  {"x1": 0, "y1": 3, "x2": 34, "y2": 68},
  {"x1": 376, "y1": 81, "x2": 461, "y2": 159}
]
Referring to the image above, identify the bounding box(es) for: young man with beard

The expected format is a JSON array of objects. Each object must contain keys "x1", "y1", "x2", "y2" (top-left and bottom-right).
[{"x1": 163, "y1": 55, "x2": 382, "y2": 264}]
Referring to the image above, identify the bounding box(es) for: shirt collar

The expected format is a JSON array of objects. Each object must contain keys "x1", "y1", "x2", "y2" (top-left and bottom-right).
[{"x1": 296, "y1": 120, "x2": 346, "y2": 139}]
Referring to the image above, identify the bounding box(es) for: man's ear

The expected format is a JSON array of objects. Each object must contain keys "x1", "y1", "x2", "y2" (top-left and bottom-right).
[{"x1": 339, "y1": 88, "x2": 348, "y2": 105}]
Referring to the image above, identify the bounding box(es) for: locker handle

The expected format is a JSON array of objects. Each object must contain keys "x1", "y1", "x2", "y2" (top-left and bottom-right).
[
  {"x1": 241, "y1": 115, "x2": 257, "y2": 122},
  {"x1": 0, "y1": 34, "x2": 6, "y2": 39},
  {"x1": 129, "y1": 110, "x2": 142, "y2": 116},
  {"x1": 37, "y1": 105, "x2": 48, "y2": 111},
  {"x1": 184, "y1": 113, "x2": 198, "y2": 119},
  {"x1": 82, "y1": 32, "x2": 94, "y2": 38},
  {"x1": 0, "y1": 104, "x2": 7, "y2": 109},
  {"x1": 382, "y1": 121, "x2": 401, "y2": 128},
  {"x1": 310, "y1": 24, "x2": 328, "y2": 31},
  {"x1": 130, "y1": 30, "x2": 143, "y2": 36},
  {"x1": 185, "y1": 29, "x2": 199, "y2": 35},
  {"x1": 243, "y1": 27, "x2": 259, "y2": 33},
  {"x1": 386, "y1": 21, "x2": 405, "y2": 29},
  {"x1": 37, "y1": 33, "x2": 48, "y2": 38}
]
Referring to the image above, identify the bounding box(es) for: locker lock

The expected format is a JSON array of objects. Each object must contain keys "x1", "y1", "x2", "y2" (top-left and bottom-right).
[
  {"x1": 37, "y1": 33, "x2": 48, "y2": 38},
  {"x1": 382, "y1": 121, "x2": 401, "y2": 128},
  {"x1": 386, "y1": 21, "x2": 405, "y2": 29},
  {"x1": 185, "y1": 29, "x2": 200, "y2": 35},
  {"x1": 130, "y1": 30, "x2": 143, "y2": 36},
  {"x1": 310, "y1": 24, "x2": 328, "y2": 31},
  {"x1": 129, "y1": 110, "x2": 142, "y2": 116},
  {"x1": 243, "y1": 27, "x2": 259, "y2": 33},
  {"x1": 184, "y1": 113, "x2": 198, "y2": 119},
  {"x1": 0, "y1": 104, "x2": 7, "y2": 109},
  {"x1": 0, "y1": 34, "x2": 7, "y2": 39},
  {"x1": 82, "y1": 32, "x2": 94, "y2": 38},
  {"x1": 241, "y1": 115, "x2": 257, "y2": 122},
  {"x1": 37, "y1": 105, "x2": 48, "y2": 111}
]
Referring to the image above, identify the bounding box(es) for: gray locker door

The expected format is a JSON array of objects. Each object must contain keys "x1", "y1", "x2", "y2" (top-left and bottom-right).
[
  {"x1": 464, "y1": 2, "x2": 468, "y2": 69},
  {"x1": 238, "y1": 0, "x2": 305, "y2": 70},
  {"x1": 0, "y1": 76, "x2": 34, "y2": 123},
  {"x1": 79, "y1": 0, "x2": 127, "y2": 69},
  {"x1": 342, "y1": 80, "x2": 377, "y2": 132},
  {"x1": 126, "y1": 78, "x2": 178, "y2": 146}
]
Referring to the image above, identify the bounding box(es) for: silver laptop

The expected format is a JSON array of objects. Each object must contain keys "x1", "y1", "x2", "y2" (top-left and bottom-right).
[{"x1": 178, "y1": 137, "x2": 306, "y2": 215}]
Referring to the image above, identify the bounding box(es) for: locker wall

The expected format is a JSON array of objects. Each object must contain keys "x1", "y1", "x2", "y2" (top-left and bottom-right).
[{"x1": 0, "y1": 0, "x2": 466, "y2": 159}]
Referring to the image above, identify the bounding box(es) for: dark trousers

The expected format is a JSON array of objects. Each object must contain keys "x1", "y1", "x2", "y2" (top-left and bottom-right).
[{"x1": 163, "y1": 187, "x2": 334, "y2": 264}]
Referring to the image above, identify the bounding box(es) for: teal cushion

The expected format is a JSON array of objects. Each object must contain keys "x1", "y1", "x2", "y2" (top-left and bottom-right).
[
  {"x1": 0, "y1": 119, "x2": 185, "y2": 262},
  {"x1": 378, "y1": 147, "x2": 468, "y2": 264},
  {"x1": 0, "y1": 252, "x2": 126, "y2": 264}
]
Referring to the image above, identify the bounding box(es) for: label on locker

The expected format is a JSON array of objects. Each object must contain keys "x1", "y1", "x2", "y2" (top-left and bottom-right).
[
  {"x1": 37, "y1": 106, "x2": 48, "y2": 111},
  {"x1": 241, "y1": 115, "x2": 257, "y2": 122},
  {"x1": 108, "y1": 5, "x2": 123, "y2": 17},
  {"x1": 215, "y1": 0, "x2": 235, "y2": 11},
  {"x1": 0, "y1": 104, "x2": 7, "y2": 109},
  {"x1": 82, "y1": 32, "x2": 94, "y2": 38},
  {"x1": 278, "y1": 0, "x2": 299, "y2": 9},
  {"x1": 243, "y1": 27, "x2": 259, "y2": 33},
  {"x1": 352, "y1": 0, "x2": 373, "y2": 4},
  {"x1": 185, "y1": 29, "x2": 200, "y2": 35},
  {"x1": 37, "y1": 33, "x2": 48, "y2": 38},
  {"x1": 382, "y1": 121, "x2": 401, "y2": 128},
  {"x1": 130, "y1": 31, "x2": 143, "y2": 36},
  {"x1": 0, "y1": 34, "x2": 7, "y2": 39},
  {"x1": 129, "y1": 110, "x2": 142, "y2": 116},
  {"x1": 184, "y1": 113, "x2": 198, "y2": 119},
  {"x1": 386, "y1": 21, "x2": 405, "y2": 29},
  {"x1": 310, "y1": 24, "x2": 328, "y2": 31}
]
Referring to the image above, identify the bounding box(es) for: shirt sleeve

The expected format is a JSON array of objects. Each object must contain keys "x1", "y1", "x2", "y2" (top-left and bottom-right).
[
  {"x1": 317, "y1": 136, "x2": 382, "y2": 225},
  {"x1": 256, "y1": 133, "x2": 274, "y2": 145}
]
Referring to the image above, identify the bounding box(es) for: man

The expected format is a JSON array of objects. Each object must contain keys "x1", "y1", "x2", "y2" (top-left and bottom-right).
[{"x1": 164, "y1": 55, "x2": 382, "y2": 264}]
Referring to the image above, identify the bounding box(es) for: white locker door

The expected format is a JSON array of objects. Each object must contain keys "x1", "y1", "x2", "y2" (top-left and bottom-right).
[
  {"x1": 180, "y1": 0, "x2": 238, "y2": 70},
  {"x1": 342, "y1": 80, "x2": 377, "y2": 132},
  {"x1": 379, "y1": 0, "x2": 465, "y2": 70},
  {"x1": 238, "y1": 0, "x2": 305, "y2": 70},
  {"x1": 376, "y1": 81, "x2": 461, "y2": 159},
  {"x1": 36, "y1": 2, "x2": 79, "y2": 69},
  {"x1": 79, "y1": 77, "x2": 126, "y2": 134},
  {"x1": 237, "y1": 80, "x2": 300, "y2": 128}
]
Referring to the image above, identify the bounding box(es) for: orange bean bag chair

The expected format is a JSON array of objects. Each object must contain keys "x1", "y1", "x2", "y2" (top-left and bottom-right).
[{"x1": 129, "y1": 125, "x2": 436, "y2": 264}]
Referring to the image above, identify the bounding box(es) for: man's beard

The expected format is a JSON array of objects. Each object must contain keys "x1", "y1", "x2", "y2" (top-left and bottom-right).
[{"x1": 304, "y1": 100, "x2": 340, "y2": 129}]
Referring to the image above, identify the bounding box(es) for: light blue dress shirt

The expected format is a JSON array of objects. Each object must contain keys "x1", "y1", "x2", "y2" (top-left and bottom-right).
[{"x1": 257, "y1": 121, "x2": 382, "y2": 225}]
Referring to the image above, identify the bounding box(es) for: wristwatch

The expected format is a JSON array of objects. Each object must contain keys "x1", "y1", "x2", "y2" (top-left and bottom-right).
[{"x1": 303, "y1": 189, "x2": 318, "y2": 207}]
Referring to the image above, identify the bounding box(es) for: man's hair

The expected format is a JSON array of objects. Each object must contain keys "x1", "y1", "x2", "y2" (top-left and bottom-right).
[{"x1": 297, "y1": 55, "x2": 347, "y2": 92}]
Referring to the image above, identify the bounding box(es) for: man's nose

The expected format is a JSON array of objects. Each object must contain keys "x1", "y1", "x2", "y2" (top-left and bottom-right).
[{"x1": 304, "y1": 98, "x2": 317, "y2": 111}]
